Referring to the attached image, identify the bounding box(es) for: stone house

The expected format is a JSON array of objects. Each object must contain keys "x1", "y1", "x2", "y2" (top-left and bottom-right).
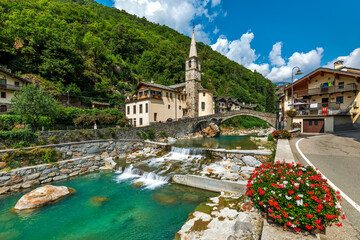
[
  {"x1": 280, "y1": 60, "x2": 360, "y2": 133},
  {"x1": 0, "y1": 68, "x2": 31, "y2": 113},
  {"x1": 125, "y1": 29, "x2": 214, "y2": 126},
  {"x1": 214, "y1": 97, "x2": 241, "y2": 113}
]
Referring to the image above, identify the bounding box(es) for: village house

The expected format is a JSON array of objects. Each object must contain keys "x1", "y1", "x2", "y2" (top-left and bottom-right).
[
  {"x1": 125, "y1": 29, "x2": 214, "y2": 126},
  {"x1": 280, "y1": 60, "x2": 360, "y2": 133},
  {"x1": 214, "y1": 97, "x2": 241, "y2": 113},
  {"x1": 0, "y1": 68, "x2": 31, "y2": 113}
]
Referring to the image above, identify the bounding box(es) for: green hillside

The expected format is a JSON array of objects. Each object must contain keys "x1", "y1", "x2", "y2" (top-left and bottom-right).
[{"x1": 0, "y1": 0, "x2": 275, "y2": 109}]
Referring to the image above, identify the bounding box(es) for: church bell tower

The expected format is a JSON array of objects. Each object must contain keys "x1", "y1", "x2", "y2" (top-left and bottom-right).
[{"x1": 185, "y1": 28, "x2": 201, "y2": 118}]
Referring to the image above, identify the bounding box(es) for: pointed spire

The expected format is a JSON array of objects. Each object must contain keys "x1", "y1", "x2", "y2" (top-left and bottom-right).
[{"x1": 189, "y1": 26, "x2": 198, "y2": 58}]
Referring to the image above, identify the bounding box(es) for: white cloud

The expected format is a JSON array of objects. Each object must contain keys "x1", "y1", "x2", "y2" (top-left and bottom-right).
[
  {"x1": 210, "y1": 32, "x2": 269, "y2": 76},
  {"x1": 266, "y1": 48, "x2": 324, "y2": 82},
  {"x1": 211, "y1": 0, "x2": 221, "y2": 7},
  {"x1": 247, "y1": 63, "x2": 270, "y2": 76},
  {"x1": 269, "y1": 42, "x2": 285, "y2": 67},
  {"x1": 211, "y1": 32, "x2": 325, "y2": 82},
  {"x1": 213, "y1": 26, "x2": 219, "y2": 35},
  {"x1": 113, "y1": 0, "x2": 220, "y2": 44},
  {"x1": 324, "y1": 48, "x2": 360, "y2": 69}
]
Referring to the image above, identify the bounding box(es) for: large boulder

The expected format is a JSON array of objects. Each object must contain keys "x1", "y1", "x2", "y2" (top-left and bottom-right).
[
  {"x1": 14, "y1": 185, "x2": 73, "y2": 210},
  {"x1": 202, "y1": 123, "x2": 220, "y2": 138}
]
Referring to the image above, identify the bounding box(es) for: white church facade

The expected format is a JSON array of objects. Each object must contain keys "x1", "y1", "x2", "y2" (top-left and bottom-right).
[{"x1": 125, "y1": 30, "x2": 214, "y2": 127}]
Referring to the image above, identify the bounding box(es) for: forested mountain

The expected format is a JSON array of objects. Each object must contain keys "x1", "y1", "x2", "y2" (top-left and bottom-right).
[{"x1": 0, "y1": 0, "x2": 275, "y2": 109}]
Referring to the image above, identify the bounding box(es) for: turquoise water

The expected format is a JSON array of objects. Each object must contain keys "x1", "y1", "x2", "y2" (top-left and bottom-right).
[
  {"x1": 0, "y1": 172, "x2": 215, "y2": 240},
  {"x1": 174, "y1": 135, "x2": 257, "y2": 150}
]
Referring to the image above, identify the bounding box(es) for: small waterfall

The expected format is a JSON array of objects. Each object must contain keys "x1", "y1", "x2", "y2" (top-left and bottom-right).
[
  {"x1": 116, "y1": 165, "x2": 169, "y2": 189},
  {"x1": 170, "y1": 147, "x2": 205, "y2": 156}
]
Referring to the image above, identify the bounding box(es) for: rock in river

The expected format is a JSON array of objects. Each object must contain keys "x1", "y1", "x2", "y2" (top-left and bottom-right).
[{"x1": 14, "y1": 185, "x2": 73, "y2": 210}]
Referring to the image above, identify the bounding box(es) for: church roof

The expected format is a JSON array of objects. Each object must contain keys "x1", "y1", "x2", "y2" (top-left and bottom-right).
[
  {"x1": 137, "y1": 81, "x2": 178, "y2": 92},
  {"x1": 169, "y1": 83, "x2": 185, "y2": 89},
  {"x1": 189, "y1": 29, "x2": 198, "y2": 58}
]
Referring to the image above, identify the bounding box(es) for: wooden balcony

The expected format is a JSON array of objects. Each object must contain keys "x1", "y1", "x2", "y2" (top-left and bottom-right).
[
  {"x1": 0, "y1": 84, "x2": 22, "y2": 91},
  {"x1": 294, "y1": 83, "x2": 357, "y2": 97}
]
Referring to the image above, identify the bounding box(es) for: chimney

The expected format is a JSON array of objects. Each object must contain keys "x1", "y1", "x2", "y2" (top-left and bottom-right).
[
  {"x1": 334, "y1": 60, "x2": 344, "y2": 70},
  {"x1": 150, "y1": 79, "x2": 154, "y2": 83}
]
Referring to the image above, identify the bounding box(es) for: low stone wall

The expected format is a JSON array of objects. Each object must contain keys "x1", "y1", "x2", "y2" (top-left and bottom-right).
[
  {"x1": 208, "y1": 149, "x2": 272, "y2": 163},
  {"x1": 0, "y1": 139, "x2": 144, "y2": 161},
  {"x1": 0, "y1": 156, "x2": 104, "y2": 195},
  {"x1": 172, "y1": 175, "x2": 247, "y2": 193}
]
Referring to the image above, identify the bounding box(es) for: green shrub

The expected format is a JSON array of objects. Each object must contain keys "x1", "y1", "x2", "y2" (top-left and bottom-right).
[
  {"x1": 0, "y1": 115, "x2": 24, "y2": 131},
  {"x1": 0, "y1": 130, "x2": 37, "y2": 145},
  {"x1": 267, "y1": 134, "x2": 274, "y2": 142},
  {"x1": 147, "y1": 128, "x2": 155, "y2": 140},
  {"x1": 159, "y1": 131, "x2": 167, "y2": 138},
  {"x1": 141, "y1": 131, "x2": 148, "y2": 140},
  {"x1": 1, "y1": 148, "x2": 61, "y2": 169},
  {"x1": 222, "y1": 116, "x2": 269, "y2": 129}
]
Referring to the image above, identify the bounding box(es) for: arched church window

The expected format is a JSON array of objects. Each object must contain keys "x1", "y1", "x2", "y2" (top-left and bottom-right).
[
  {"x1": 188, "y1": 61, "x2": 191, "y2": 68},
  {"x1": 196, "y1": 61, "x2": 199, "y2": 69}
]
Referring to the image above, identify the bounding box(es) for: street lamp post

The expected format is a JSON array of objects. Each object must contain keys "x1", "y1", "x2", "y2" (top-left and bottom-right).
[{"x1": 291, "y1": 67, "x2": 302, "y2": 129}]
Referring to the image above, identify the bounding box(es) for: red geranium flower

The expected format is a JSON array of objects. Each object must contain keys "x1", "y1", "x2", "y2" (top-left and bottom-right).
[{"x1": 306, "y1": 213, "x2": 313, "y2": 218}]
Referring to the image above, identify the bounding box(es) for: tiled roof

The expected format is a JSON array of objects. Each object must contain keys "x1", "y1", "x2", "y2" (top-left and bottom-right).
[
  {"x1": 0, "y1": 68, "x2": 32, "y2": 84},
  {"x1": 169, "y1": 83, "x2": 185, "y2": 89},
  {"x1": 138, "y1": 81, "x2": 178, "y2": 92}
]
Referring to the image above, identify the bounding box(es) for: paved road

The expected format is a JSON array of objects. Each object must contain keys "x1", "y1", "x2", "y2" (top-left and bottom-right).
[{"x1": 290, "y1": 130, "x2": 360, "y2": 239}]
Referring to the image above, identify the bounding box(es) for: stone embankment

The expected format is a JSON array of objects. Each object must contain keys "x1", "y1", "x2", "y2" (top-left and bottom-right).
[
  {"x1": 0, "y1": 155, "x2": 103, "y2": 195},
  {"x1": 0, "y1": 140, "x2": 165, "y2": 195}
]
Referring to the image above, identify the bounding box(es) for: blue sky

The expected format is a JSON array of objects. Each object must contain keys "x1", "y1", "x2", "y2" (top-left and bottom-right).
[{"x1": 95, "y1": 0, "x2": 360, "y2": 83}]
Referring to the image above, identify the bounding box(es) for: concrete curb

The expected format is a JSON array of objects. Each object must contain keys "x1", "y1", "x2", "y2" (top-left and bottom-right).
[
  {"x1": 274, "y1": 139, "x2": 295, "y2": 163},
  {"x1": 172, "y1": 174, "x2": 247, "y2": 194}
]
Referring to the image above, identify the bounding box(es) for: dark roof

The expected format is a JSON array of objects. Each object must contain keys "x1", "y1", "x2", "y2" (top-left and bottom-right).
[
  {"x1": 169, "y1": 83, "x2": 185, "y2": 89},
  {"x1": 0, "y1": 68, "x2": 32, "y2": 84},
  {"x1": 285, "y1": 67, "x2": 360, "y2": 90},
  {"x1": 198, "y1": 87, "x2": 212, "y2": 92},
  {"x1": 137, "y1": 81, "x2": 178, "y2": 92},
  {"x1": 240, "y1": 104, "x2": 258, "y2": 109},
  {"x1": 91, "y1": 101, "x2": 110, "y2": 106}
]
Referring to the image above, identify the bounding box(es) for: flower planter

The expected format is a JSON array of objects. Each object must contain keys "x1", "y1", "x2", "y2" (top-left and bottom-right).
[{"x1": 246, "y1": 162, "x2": 344, "y2": 235}]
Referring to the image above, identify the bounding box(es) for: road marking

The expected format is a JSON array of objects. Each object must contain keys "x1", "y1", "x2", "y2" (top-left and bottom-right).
[{"x1": 296, "y1": 138, "x2": 360, "y2": 213}]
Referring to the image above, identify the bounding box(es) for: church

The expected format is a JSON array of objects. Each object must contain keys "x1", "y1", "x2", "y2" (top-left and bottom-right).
[{"x1": 125, "y1": 30, "x2": 214, "y2": 127}]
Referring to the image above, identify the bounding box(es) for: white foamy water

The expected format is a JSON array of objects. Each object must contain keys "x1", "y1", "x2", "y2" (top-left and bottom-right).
[
  {"x1": 149, "y1": 147, "x2": 204, "y2": 166},
  {"x1": 116, "y1": 165, "x2": 169, "y2": 189}
]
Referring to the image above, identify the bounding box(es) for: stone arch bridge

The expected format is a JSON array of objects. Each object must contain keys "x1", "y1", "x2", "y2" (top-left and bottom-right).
[
  {"x1": 192, "y1": 110, "x2": 276, "y2": 133},
  {"x1": 145, "y1": 110, "x2": 276, "y2": 138}
]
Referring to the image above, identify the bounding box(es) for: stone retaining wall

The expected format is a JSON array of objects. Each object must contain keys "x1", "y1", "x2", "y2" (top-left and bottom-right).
[
  {"x1": 0, "y1": 156, "x2": 103, "y2": 195},
  {"x1": 0, "y1": 140, "x2": 144, "y2": 160}
]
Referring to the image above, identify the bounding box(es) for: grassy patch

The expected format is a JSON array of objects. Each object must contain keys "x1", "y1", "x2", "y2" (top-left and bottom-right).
[{"x1": 190, "y1": 219, "x2": 211, "y2": 232}]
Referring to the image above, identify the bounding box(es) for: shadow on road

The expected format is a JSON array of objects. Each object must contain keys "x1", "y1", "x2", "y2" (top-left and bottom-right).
[{"x1": 332, "y1": 129, "x2": 360, "y2": 143}]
